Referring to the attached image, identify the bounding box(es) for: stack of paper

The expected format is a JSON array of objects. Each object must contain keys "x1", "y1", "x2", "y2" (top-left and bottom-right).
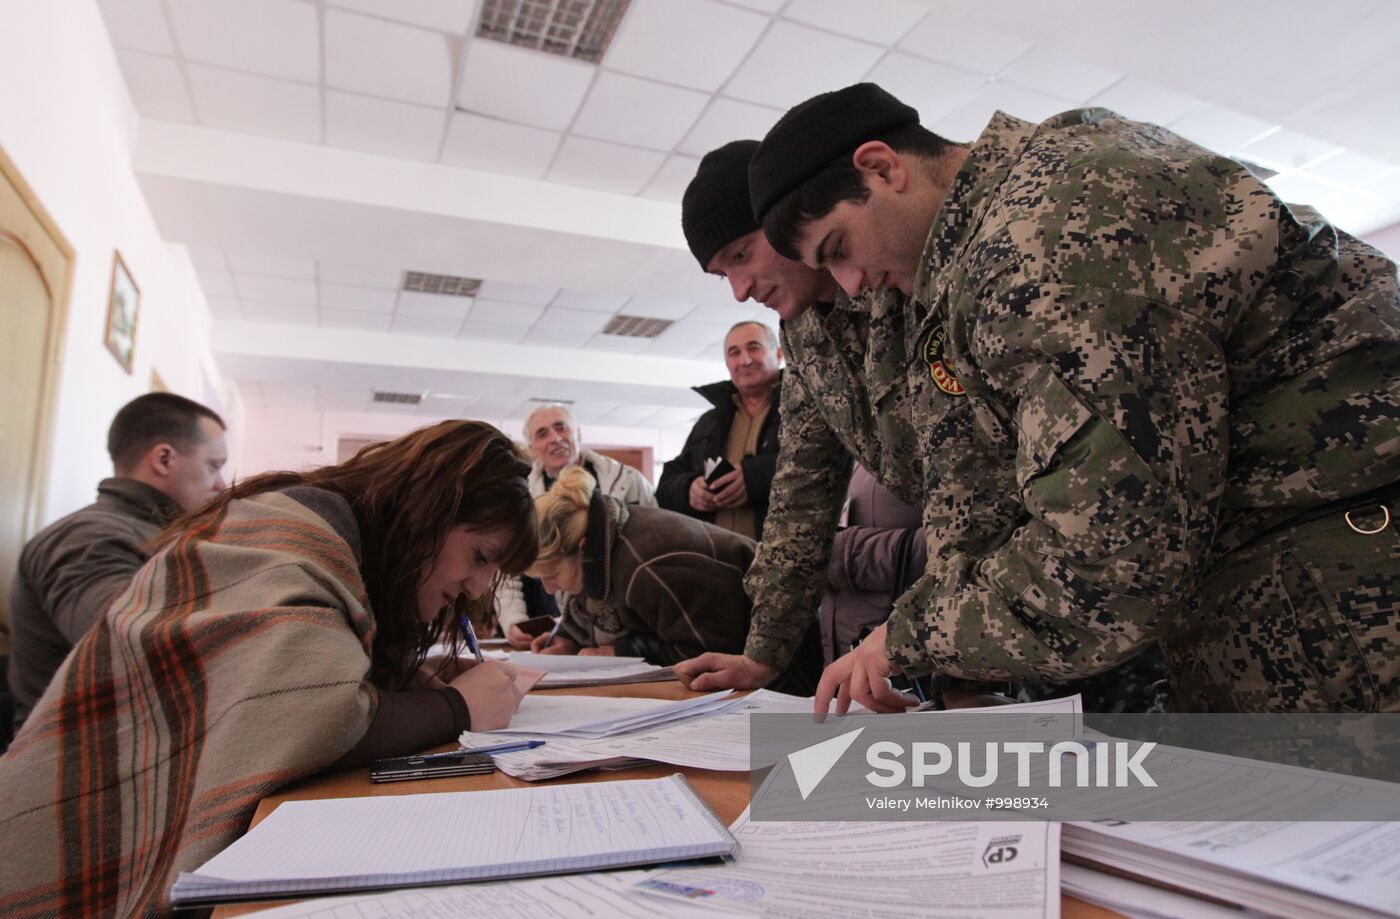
[
  {"x1": 485, "y1": 651, "x2": 675, "y2": 688},
  {"x1": 171, "y1": 775, "x2": 734, "y2": 908},
  {"x1": 484, "y1": 689, "x2": 740, "y2": 739}
]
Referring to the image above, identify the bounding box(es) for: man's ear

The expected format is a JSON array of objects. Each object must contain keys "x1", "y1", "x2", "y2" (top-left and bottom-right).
[
  {"x1": 145, "y1": 443, "x2": 177, "y2": 479},
  {"x1": 775, "y1": 346, "x2": 784, "y2": 366},
  {"x1": 851, "y1": 140, "x2": 907, "y2": 191}
]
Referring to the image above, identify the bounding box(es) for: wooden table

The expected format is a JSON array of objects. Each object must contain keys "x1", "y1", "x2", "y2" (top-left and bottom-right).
[{"x1": 213, "y1": 680, "x2": 1121, "y2": 918}]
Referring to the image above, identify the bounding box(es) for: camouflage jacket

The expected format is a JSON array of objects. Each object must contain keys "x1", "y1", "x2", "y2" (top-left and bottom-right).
[
  {"x1": 742, "y1": 284, "x2": 1025, "y2": 670},
  {"x1": 885, "y1": 109, "x2": 1400, "y2": 682}
]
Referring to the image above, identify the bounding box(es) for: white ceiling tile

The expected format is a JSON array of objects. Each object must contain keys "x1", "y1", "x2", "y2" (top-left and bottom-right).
[
  {"x1": 546, "y1": 136, "x2": 665, "y2": 195},
  {"x1": 897, "y1": 20, "x2": 1031, "y2": 76},
  {"x1": 587, "y1": 334, "x2": 653, "y2": 354},
  {"x1": 523, "y1": 326, "x2": 594, "y2": 348},
  {"x1": 226, "y1": 251, "x2": 316, "y2": 279},
  {"x1": 1266, "y1": 172, "x2": 1343, "y2": 205},
  {"x1": 783, "y1": 0, "x2": 927, "y2": 46},
  {"x1": 460, "y1": 321, "x2": 528, "y2": 344},
  {"x1": 390, "y1": 314, "x2": 464, "y2": 336},
  {"x1": 724, "y1": 23, "x2": 884, "y2": 110},
  {"x1": 457, "y1": 40, "x2": 594, "y2": 131},
  {"x1": 550, "y1": 290, "x2": 629, "y2": 312},
  {"x1": 187, "y1": 65, "x2": 321, "y2": 143},
  {"x1": 723, "y1": 0, "x2": 783, "y2": 11},
  {"x1": 325, "y1": 91, "x2": 447, "y2": 161},
  {"x1": 1088, "y1": 79, "x2": 1202, "y2": 127},
  {"x1": 396, "y1": 290, "x2": 473, "y2": 319},
  {"x1": 321, "y1": 308, "x2": 393, "y2": 331},
  {"x1": 1168, "y1": 105, "x2": 1276, "y2": 155},
  {"x1": 320, "y1": 281, "x2": 398, "y2": 312},
  {"x1": 185, "y1": 245, "x2": 227, "y2": 270},
  {"x1": 624, "y1": 297, "x2": 696, "y2": 320},
  {"x1": 1304, "y1": 151, "x2": 1398, "y2": 189},
  {"x1": 863, "y1": 53, "x2": 986, "y2": 126},
  {"x1": 318, "y1": 386, "x2": 371, "y2": 411},
  {"x1": 930, "y1": 82, "x2": 1078, "y2": 143},
  {"x1": 693, "y1": 302, "x2": 765, "y2": 327},
  {"x1": 999, "y1": 48, "x2": 1122, "y2": 103},
  {"x1": 198, "y1": 269, "x2": 237, "y2": 299},
  {"x1": 1316, "y1": 190, "x2": 1393, "y2": 235},
  {"x1": 664, "y1": 315, "x2": 735, "y2": 342},
  {"x1": 324, "y1": 9, "x2": 455, "y2": 107},
  {"x1": 318, "y1": 262, "x2": 404, "y2": 288},
  {"x1": 604, "y1": 0, "x2": 767, "y2": 92},
  {"x1": 242, "y1": 302, "x2": 319, "y2": 324},
  {"x1": 677, "y1": 97, "x2": 781, "y2": 158},
  {"x1": 537, "y1": 306, "x2": 612, "y2": 331},
  {"x1": 1361, "y1": 171, "x2": 1400, "y2": 204},
  {"x1": 643, "y1": 337, "x2": 708, "y2": 359},
  {"x1": 1240, "y1": 128, "x2": 1344, "y2": 172},
  {"x1": 167, "y1": 0, "x2": 318, "y2": 82},
  {"x1": 441, "y1": 113, "x2": 561, "y2": 179},
  {"x1": 236, "y1": 273, "x2": 318, "y2": 305},
  {"x1": 327, "y1": 0, "x2": 478, "y2": 34},
  {"x1": 572, "y1": 72, "x2": 708, "y2": 150},
  {"x1": 116, "y1": 51, "x2": 195, "y2": 122},
  {"x1": 476, "y1": 280, "x2": 560, "y2": 304},
  {"x1": 595, "y1": 403, "x2": 659, "y2": 425},
  {"x1": 99, "y1": 0, "x2": 176, "y2": 54},
  {"x1": 641, "y1": 155, "x2": 701, "y2": 202},
  {"x1": 206, "y1": 297, "x2": 244, "y2": 320},
  {"x1": 261, "y1": 382, "x2": 318, "y2": 409},
  {"x1": 469, "y1": 299, "x2": 546, "y2": 325}
]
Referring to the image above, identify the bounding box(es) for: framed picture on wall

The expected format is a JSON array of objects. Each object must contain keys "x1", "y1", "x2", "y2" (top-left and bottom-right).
[{"x1": 104, "y1": 250, "x2": 139, "y2": 374}]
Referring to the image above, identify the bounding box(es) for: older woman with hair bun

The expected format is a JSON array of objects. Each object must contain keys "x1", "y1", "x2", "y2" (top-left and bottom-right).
[
  {"x1": 0, "y1": 420, "x2": 537, "y2": 916},
  {"x1": 527, "y1": 465, "x2": 754, "y2": 664}
]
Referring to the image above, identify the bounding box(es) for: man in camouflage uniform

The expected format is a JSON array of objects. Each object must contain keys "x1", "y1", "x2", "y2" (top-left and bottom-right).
[
  {"x1": 674, "y1": 139, "x2": 1168, "y2": 711},
  {"x1": 747, "y1": 82, "x2": 1400, "y2": 713}
]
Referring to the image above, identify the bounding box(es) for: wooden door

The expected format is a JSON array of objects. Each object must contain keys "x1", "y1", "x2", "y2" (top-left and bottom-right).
[{"x1": 0, "y1": 147, "x2": 73, "y2": 652}]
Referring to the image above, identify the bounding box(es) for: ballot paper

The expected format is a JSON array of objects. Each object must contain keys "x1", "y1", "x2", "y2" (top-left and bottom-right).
[
  {"x1": 484, "y1": 651, "x2": 675, "y2": 688},
  {"x1": 640, "y1": 804, "x2": 1060, "y2": 918},
  {"x1": 246, "y1": 871, "x2": 750, "y2": 919},
  {"x1": 469, "y1": 689, "x2": 740, "y2": 739},
  {"x1": 1059, "y1": 863, "x2": 1244, "y2": 919}
]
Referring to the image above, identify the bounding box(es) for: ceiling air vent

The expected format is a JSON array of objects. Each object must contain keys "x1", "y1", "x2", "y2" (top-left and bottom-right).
[
  {"x1": 402, "y1": 272, "x2": 481, "y2": 297},
  {"x1": 372, "y1": 390, "x2": 423, "y2": 405},
  {"x1": 601, "y1": 314, "x2": 673, "y2": 338},
  {"x1": 475, "y1": 0, "x2": 632, "y2": 64}
]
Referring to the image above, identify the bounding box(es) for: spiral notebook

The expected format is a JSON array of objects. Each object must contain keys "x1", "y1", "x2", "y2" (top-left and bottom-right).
[{"x1": 170, "y1": 774, "x2": 734, "y2": 907}]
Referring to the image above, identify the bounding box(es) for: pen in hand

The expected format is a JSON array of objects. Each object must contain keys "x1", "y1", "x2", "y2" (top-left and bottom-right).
[
  {"x1": 540, "y1": 615, "x2": 564, "y2": 650},
  {"x1": 457, "y1": 611, "x2": 486, "y2": 664}
]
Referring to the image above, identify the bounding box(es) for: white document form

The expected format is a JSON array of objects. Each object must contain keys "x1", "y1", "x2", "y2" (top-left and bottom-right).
[
  {"x1": 474, "y1": 689, "x2": 736, "y2": 738},
  {"x1": 641, "y1": 808, "x2": 1060, "y2": 919},
  {"x1": 246, "y1": 871, "x2": 750, "y2": 918}
]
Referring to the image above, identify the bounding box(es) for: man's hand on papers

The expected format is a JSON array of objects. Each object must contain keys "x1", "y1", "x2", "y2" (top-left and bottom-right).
[
  {"x1": 448, "y1": 660, "x2": 524, "y2": 731},
  {"x1": 531, "y1": 633, "x2": 579, "y2": 655},
  {"x1": 674, "y1": 652, "x2": 777, "y2": 691},
  {"x1": 814, "y1": 624, "x2": 919, "y2": 719},
  {"x1": 579, "y1": 645, "x2": 616, "y2": 656}
]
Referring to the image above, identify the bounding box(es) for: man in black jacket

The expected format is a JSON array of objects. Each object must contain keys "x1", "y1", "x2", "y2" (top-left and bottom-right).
[{"x1": 656, "y1": 321, "x2": 782, "y2": 539}]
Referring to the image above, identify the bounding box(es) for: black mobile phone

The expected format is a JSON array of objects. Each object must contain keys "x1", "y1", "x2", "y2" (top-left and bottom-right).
[
  {"x1": 516, "y1": 615, "x2": 556, "y2": 638},
  {"x1": 370, "y1": 752, "x2": 497, "y2": 784},
  {"x1": 703, "y1": 457, "x2": 736, "y2": 485}
]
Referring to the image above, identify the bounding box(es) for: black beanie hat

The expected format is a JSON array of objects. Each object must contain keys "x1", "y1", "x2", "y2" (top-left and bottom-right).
[
  {"x1": 681, "y1": 139, "x2": 761, "y2": 270},
  {"x1": 749, "y1": 83, "x2": 918, "y2": 221}
]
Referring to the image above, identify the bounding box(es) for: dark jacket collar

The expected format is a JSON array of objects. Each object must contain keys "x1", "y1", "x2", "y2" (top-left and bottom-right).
[
  {"x1": 580, "y1": 489, "x2": 629, "y2": 602},
  {"x1": 692, "y1": 369, "x2": 784, "y2": 411},
  {"x1": 96, "y1": 477, "x2": 183, "y2": 526}
]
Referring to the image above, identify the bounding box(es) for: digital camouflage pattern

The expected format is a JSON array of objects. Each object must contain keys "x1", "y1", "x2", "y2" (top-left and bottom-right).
[{"x1": 878, "y1": 109, "x2": 1400, "y2": 711}]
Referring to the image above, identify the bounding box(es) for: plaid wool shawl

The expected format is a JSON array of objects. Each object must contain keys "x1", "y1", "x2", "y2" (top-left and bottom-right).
[{"x1": 0, "y1": 489, "x2": 378, "y2": 917}]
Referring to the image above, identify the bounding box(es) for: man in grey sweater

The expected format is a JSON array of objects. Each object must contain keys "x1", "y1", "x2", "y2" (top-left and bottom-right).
[{"x1": 7, "y1": 393, "x2": 227, "y2": 733}]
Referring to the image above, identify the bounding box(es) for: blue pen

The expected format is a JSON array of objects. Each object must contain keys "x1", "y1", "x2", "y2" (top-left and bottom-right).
[
  {"x1": 540, "y1": 615, "x2": 565, "y2": 649},
  {"x1": 408, "y1": 740, "x2": 547, "y2": 763},
  {"x1": 457, "y1": 611, "x2": 486, "y2": 663}
]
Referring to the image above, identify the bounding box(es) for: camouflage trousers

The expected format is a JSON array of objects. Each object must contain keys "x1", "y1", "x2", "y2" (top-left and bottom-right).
[
  {"x1": 1166, "y1": 501, "x2": 1400, "y2": 712},
  {"x1": 1012, "y1": 644, "x2": 1169, "y2": 713}
]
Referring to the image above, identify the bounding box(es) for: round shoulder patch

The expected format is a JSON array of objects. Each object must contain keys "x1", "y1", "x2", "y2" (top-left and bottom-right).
[{"x1": 917, "y1": 323, "x2": 966, "y2": 397}]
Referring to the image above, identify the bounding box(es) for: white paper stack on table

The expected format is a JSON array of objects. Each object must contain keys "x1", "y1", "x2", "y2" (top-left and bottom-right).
[
  {"x1": 171, "y1": 775, "x2": 734, "y2": 909},
  {"x1": 485, "y1": 650, "x2": 675, "y2": 688}
]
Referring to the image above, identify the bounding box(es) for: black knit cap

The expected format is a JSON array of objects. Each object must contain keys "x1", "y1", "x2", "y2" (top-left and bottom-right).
[
  {"x1": 681, "y1": 139, "x2": 760, "y2": 270},
  {"x1": 749, "y1": 83, "x2": 918, "y2": 221}
]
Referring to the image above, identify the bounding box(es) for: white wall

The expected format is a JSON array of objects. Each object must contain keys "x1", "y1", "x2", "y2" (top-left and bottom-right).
[
  {"x1": 0, "y1": 0, "x2": 242, "y2": 523},
  {"x1": 238, "y1": 407, "x2": 690, "y2": 485},
  {"x1": 1364, "y1": 220, "x2": 1400, "y2": 259}
]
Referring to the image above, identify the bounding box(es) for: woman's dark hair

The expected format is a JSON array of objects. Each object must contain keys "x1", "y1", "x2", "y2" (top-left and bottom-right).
[
  {"x1": 762, "y1": 123, "x2": 954, "y2": 261},
  {"x1": 165, "y1": 420, "x2": 538, "y2": 687}
]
